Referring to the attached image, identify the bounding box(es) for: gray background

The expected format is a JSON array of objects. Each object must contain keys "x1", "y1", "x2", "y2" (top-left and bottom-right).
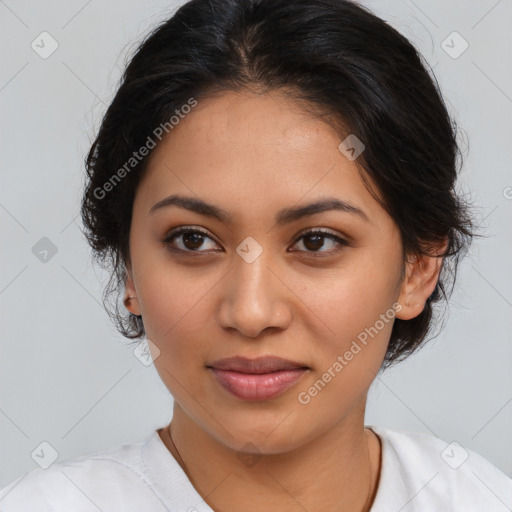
[{"x1": 1, "y1": 0, "x2": 511, "y2": 488}]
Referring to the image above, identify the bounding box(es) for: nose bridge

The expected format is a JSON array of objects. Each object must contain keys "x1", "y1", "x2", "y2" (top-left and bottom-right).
[
  {"x1": 232, "y1": 235, "x2": 275, "y2": 298},
  {"x1": 218, "y1": 235, "x2": 290, "y2": 336}
]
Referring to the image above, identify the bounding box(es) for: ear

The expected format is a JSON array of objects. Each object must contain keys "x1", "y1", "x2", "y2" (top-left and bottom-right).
[
  {"x1": 123, "y1": 258, "x2": 141, "y2": 316},
  {"x1": 395, "y1": 239, "x2": 448, "y2": 321}
]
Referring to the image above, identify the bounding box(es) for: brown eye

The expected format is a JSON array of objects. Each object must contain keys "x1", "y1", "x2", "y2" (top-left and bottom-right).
[
  {"x1": 161, "y1": 227, "x2": 347, "y2": 257},
  {"x1": 290, "y1": 229, "x2": 348, "y2": 256},
  {"x1": 162, "y1": 227, "x2": 219, "y2": 253}
]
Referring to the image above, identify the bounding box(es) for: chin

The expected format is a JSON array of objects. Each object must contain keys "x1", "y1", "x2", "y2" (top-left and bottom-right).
[{"x1": 209, "y1": 413, "x2": 311, "y2": 455}]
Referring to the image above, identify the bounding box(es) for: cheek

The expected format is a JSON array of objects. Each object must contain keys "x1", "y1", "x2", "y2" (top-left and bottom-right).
[
  {"x1": 137, "y1": 260, "x2": 212, "y2": 338},
  {"x1": 138, "y1": 264, "x2": 217, "y2": 379},
  {"x1": 294, "y1": 272, "x2": 395, "y2": 418},
  {"x1": 296, "y1": 252, "x2": 400, "y2": 383},
  {"x1": 308, "y1": 258, "x2": 399, "y2": 338},
  {"x1": 145, "y1": 276, "x2": 209, "y2": 404}
]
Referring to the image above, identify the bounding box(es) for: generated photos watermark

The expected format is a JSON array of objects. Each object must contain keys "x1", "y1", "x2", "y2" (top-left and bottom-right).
[
  {"x1": 297, "y1": 302, "x2": 403, "y2": 405},
  {"x1": 93, "y1": 97, "x2": 198, "y2": 200}
]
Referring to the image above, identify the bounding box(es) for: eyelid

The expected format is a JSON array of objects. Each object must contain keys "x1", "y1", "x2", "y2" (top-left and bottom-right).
[{"x1": 292, "y1": 226, "x2": 343, "y2": 242}]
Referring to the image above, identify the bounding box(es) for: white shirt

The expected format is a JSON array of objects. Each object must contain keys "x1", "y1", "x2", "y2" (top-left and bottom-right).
[{"x1": 1, "y1": 424, "x2": 511, "y2": 511}]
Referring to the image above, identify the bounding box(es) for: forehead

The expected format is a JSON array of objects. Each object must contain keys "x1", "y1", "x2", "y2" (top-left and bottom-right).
[{"x1": 134, "y1": 90, "x2": 388, "y2": 229}]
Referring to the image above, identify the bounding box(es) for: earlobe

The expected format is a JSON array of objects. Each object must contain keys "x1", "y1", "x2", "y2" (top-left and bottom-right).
[
  {"x1": 395, "y1": 241, "x2": 447, "y2": 321},
  {"x1": 124, "y1": 261, "x2": 141, "y2": 317}
]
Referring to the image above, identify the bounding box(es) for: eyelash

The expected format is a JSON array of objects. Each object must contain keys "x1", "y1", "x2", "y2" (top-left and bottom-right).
[{"x1": 161, "y1": 227, "x2": 348, "y2": 257}]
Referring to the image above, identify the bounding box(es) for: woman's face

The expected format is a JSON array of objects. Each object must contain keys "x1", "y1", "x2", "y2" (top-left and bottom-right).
[{"x1": 125, "y1": 90, "x2": 411, "y2": 453}]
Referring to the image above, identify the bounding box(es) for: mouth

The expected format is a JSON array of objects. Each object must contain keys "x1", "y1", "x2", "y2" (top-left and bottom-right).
[{"x1": 206, "y1": 356, "x2": 310, "y2": 401}]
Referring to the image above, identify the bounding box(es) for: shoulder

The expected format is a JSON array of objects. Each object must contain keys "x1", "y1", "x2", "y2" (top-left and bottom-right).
[
  {"x1": 0, "y1": 432, "x2": 169, "y2": 511},
  {"x1": 369, "y1": 424, "x2": 512, "y2": 511}
]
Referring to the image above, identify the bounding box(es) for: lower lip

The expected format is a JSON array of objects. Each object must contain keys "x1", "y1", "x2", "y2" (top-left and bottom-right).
[{"x1": 208, "y1": 368, "x2": 308, "y2": 401}]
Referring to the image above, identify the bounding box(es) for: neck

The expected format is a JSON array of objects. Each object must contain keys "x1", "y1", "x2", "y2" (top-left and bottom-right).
[{"x1": 159, "y1": 402, "x2": 381, "y2": 512}]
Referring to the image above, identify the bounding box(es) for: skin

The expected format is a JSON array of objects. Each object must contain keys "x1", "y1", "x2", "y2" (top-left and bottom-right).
[{"x1": 124, "y1": 89, "x2": 446, "y2": 512}]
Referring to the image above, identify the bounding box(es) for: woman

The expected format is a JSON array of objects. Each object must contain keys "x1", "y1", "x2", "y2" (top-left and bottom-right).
[{"x1": 1, "y1": 0, "x2": 511, "y2": 510}]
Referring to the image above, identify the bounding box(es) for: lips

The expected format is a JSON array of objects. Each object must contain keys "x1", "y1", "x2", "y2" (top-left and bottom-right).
[
  {"x1": 206, "y1": 356, "x2": 309, "y2": 401},
  {"x1": 208, "y1": 355, "x2": 308, "y2": 373}
]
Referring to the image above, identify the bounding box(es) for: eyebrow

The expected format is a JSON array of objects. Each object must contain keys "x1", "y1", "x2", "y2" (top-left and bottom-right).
[{"x1": 149, "y1": 194, "x2": 370, "y2": 224}]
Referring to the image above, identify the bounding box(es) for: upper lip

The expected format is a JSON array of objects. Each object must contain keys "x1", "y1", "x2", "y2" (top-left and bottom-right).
[{"x1": 207, "y1": 356, "x2": 309, "y2": 374}]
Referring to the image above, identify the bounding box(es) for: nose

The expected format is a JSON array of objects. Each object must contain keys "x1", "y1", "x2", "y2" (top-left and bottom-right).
[{"x1": 217, "y1": 247, "x2": 292, "y2": 339}]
